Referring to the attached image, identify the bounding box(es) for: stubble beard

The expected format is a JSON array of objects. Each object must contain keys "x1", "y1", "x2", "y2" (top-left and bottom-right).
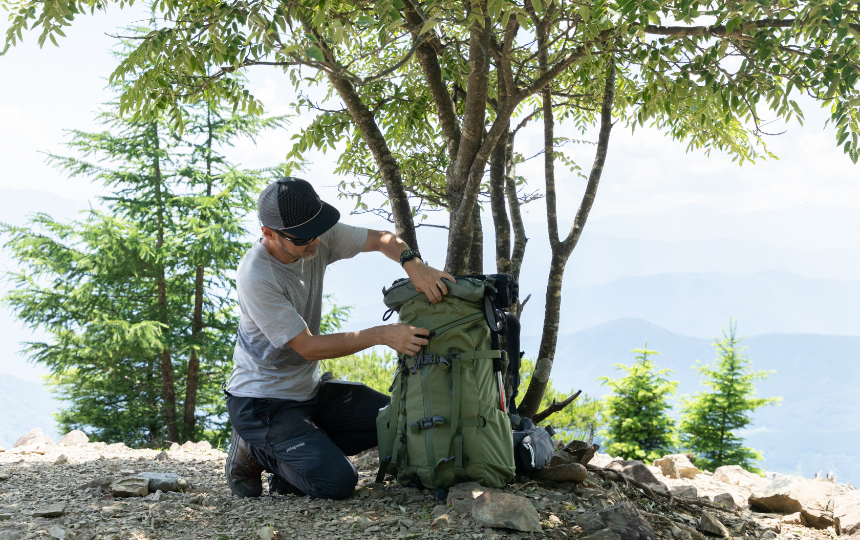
[{"x1": 277, "y1": 240, "x2": 319, "y2": 261}]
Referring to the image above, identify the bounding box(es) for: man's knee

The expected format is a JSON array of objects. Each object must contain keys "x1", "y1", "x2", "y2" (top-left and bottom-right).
[
  {"x1": 270, "y1": 431, "x2": 358, "y2": 500},
  {"x1": 310, "y1": 460, "x2": 357, "y2": 500}
]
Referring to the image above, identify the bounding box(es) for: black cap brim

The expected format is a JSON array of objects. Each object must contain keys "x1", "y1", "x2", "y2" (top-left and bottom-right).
[{"x1": 280, "y1": 200, "x2": 340, "y2": 239}]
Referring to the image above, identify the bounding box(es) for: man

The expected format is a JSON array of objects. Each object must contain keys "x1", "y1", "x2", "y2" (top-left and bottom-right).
[{"x1": 224, "y1": 177, "x2": 454, "y2": 500}]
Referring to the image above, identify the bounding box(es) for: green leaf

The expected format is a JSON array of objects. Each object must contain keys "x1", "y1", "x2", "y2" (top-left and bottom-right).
[{"x1": 305, "y1": 45, "x2": 325, "y2": 62}]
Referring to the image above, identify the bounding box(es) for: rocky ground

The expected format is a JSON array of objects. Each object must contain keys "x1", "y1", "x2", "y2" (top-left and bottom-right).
[{"x1": 1, "y1": 429, "x2": 857, "y2": 540}]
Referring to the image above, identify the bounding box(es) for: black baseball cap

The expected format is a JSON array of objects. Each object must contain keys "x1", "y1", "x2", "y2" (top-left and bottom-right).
[{"x1": 257, "y1": 178, "x2": 340, "y2": 239}]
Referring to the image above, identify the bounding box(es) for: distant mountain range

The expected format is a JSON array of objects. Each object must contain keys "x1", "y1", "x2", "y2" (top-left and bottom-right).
[{"x1": 522, "y1": 318, "x2": 860, "y2": 486}]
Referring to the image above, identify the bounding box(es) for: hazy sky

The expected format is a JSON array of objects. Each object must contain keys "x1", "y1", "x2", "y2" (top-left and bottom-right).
[{"x1": 1, "y1": 7, "x2": 859, "y2": 227}]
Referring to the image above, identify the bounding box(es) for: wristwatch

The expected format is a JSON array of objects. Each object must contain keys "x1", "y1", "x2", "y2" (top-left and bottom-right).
[{"x1": 399, "y1": 249, "x2": 423, "y2": 267}]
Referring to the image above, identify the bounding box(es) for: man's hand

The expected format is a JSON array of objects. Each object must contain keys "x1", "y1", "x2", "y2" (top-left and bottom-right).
[
  {"x1": 383, "y1": 324, "x2": 430, "y2": 356},
  {"x1": 404, "y1": 259, "x2": 456, "y2": 304}
]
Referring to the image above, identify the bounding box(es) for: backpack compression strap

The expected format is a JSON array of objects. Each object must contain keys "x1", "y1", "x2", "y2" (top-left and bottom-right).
[{"x1": 375, "y1": 367, "x2": 405, "y2": 483}]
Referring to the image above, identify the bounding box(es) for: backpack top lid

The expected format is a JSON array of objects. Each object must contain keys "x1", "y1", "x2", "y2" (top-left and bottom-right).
[{"x1": 382, "y1": 274, "x2": 518, "y2": 311}]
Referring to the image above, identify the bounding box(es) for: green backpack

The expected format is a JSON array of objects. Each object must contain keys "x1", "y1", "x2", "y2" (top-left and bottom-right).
[{"x1": 375, "y1": 275, "x2": 518, "y2": 490}]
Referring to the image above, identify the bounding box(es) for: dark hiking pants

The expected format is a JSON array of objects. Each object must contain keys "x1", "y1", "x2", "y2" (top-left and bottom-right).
[{"x1": 226, "y1": 379, "x2": 390, "y2": 500}]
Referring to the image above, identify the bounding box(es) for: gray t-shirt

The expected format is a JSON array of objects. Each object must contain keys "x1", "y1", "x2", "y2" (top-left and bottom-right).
[{"x1": 226, "y1": 223, "x2": 368, "y2": 400}]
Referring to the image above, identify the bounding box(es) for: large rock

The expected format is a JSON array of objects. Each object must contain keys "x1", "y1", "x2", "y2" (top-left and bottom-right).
[
  {"x1": 110, "y1": 476, "x2": 150, "y2": 498},
  {"x1": 471, "y1": 491, "x2": 542, "y2": 532},
  {"x1": 713, "y1": 465, "x2": 766, "y2": 489},
  {"x1": 13, "y1": 428, "x2": 53, "y2": 448},
  {"x1": 835, "y1": 490, "x2": 860, "y2": 536},
  {"x1": 447, "y1": 481, "x2": 489, "y2": 514},
  {"x1": 749, "y1": 476, "x2": 835, "y2": 529},
  {"x1": 57, "y1": 430, "x2": 89, "y2": 446},
  {"x1": 607, "y1": 460, "x2": 668, "y2": 492},
  {"x1": 654, "y1": 454, "x2": 700, "y2": 479},
  {"x1": 575, "y1": 502, "x2": 657, "y2": 540},
  {"x1": 138, "y1": 472, "x2": 190, "y2": 493}
]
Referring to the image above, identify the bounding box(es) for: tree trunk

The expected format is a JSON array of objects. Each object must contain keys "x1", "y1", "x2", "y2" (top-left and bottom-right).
[
  {"x1": 153, "y1": 124, "x2": 180, "y2": 443},
  {"x1": 468, "y1": 201, "x2": 483, "y2": 274},
  {"x1": 183, "y1": 110, "x2": 212, "y2": 441},
  {"x1": 504, "y1": 131, "x2": 528, "y2": 287},
  {"x1": 312, "y1": 30, "x2": 417, "y2": 251},
  {"x1": 517, "y1": 61, "x2": 617, "y2": 419},
  {"x1": 490, "y1": 127, "x2": 512, "y2": 275}
]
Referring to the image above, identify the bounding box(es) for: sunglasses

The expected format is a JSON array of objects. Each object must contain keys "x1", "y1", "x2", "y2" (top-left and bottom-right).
[{"x1": 274, "y1": 229, "x2": 318, "y2": 246}]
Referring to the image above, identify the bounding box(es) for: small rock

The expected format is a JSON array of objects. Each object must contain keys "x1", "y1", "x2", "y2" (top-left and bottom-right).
[
  {"x1": 589, "y1": 453, "x2": 617, "y2": 468},
  {"x1": 138, "y1": 472, "x2": 190, "y2": 492},
  {"x1": 564, "y1": 441, "x2": 599, "y2": 465},
  {"x1": 53, "y1": 454, "x2": 68, "y2": 465},
  {"x1": 471, "y1": 491, "x2": 542, "y2": 532},
  {"x1": 76, "y1": 531, "x2": 97, "y2": 540},
  {"x1": 548, "y1": 450, "x2": 576, "y2": 467},
  {"x1": 101, "y1": 504, "x2": 123, "y2": 517},
  {"x1": 57, "y1": 430, "x2": 89, "y2": 446},
  {"x1": 780, "y1": 512, "x2": 804, "y2": 526},
  {"x1": 431, "y1": 513, "x2": 452, "y2": 528},
  {"x1": 698, "y1": 512, "x2": 729, "y2": 537},
  {"x1": 169, "y1": 442, "x2": 180, "y2": 451},
  {"x1": 575, "y1": 502, "x2": 657, "y2": 540},
  {"x1": 712, "y1": 493, "x2": 738, "y2": 510},
  {"x1": 106, "y1": 442, "x2": 127, "y2": 451},
  {"x1": 77, "y1": 476, "x2": 114, "y2": 492},
  {"x1": 670, "y1": 485, "x2": 698, "y2": 499},
  {"x1": 713, "y1": 465, "x2": 766, "y2": 489},
  {"x1": 535, "y1": 463, "x2": 588, "y2": 483},
  {"x1": 196, "y1": 440, "x2": 212, "y2": 450},
  {"x1": 110, "y1": 476, "x2": 149, "y2": 497},
  {"x1": 32, "y1": 503, "x2": 66, "y2": 518},
  {"x1": 760, "y1": 531, "x2": 777, "y2": 540},
  {"x1": 153, "y1": 450, "x2": 169, "y2": 461},
  {"x1": 13, "y1": 428, "x2": 54, "y2": 448},
  {"x1": 256, "y1": 525, "x2": 277, "y2": 540},
  {"x1": 88, "y1": 441, "x2": 106, "y2": 449},
  {"x1": 0, "y1": 513, "x2": 12, "y2": 521},
  {"x1": 0, "y1": 472, "x2": 10, "y2": 481},
  {"x1": 430, "y1": 505, "x2": 448, "y2": 520},
  {"x1": 545, "y1": 514, "x2": 563, "y2": 528},
  {"x1": 607, "y1": 460, "x2": 668, "y2": 492},
  {"x1": 654, "y1": 454, "x2": 700, "y2": 479},
  {"x1": 48, "y1": 524, "x2": 70, "y2": 540}
]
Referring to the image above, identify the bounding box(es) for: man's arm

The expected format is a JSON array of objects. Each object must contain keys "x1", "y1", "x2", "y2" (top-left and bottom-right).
[
  {"x1": 363, "y1": 230, "x2": 456, "y2": 304},
  {"x1": 288, "y1": 323, "x2": 429, "y2": 361}
]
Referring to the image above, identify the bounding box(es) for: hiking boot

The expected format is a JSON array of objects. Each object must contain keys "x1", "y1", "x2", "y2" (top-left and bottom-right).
[
  {"x1": 268, "y1": 473, "x2": 306, "y2": 496},
  {"x1": 225, "y1": 429, "x2": 265, "y2": 497}
]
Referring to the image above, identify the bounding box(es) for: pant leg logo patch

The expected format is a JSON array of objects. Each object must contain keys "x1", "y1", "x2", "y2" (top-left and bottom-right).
[{"x1": 285, "y1": 442, "x2": 306, "y2": 453}]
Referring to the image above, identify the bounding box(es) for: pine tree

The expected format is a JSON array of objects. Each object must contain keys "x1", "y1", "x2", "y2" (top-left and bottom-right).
[
  {"x1": 679, "y1": 320, "x2": 781, "y2": 473},
  {"x1": 598, "y1": 344, "x2": 679, "y2": 462},
  {"x1": 1, "y1": 41, "x2": 287, "y2": 446}
]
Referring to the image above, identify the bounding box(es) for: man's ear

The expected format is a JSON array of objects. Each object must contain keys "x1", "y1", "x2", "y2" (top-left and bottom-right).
[{"x1": 261, "y1": 226, "x2": 275, "y2": 240}]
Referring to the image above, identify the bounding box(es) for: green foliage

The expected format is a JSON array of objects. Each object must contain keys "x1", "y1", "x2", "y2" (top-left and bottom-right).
[
  {"x1": 1, "y1": 40, "x2": 287, "y2": 446},
  {"x1": 319, "y1": 352, "x2": 397, "y2": 395},
  {"x1": 319, "y1": 295, "x2": 353, "y2": 335},
  {"x1": 679, "y1": 320, "x2": 781, "y2": 474},
  {"x1": 599, "y1": 345, "x2": 679, "y2": 462},
  {"x1": 518, "y1": 358, "x2": 605, "y2": 444}
]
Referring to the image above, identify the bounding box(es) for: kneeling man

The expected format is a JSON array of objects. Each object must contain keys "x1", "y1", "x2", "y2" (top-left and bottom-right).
[{"x1": 224, "y1": 178, "x2": 453, "y2": 499}]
